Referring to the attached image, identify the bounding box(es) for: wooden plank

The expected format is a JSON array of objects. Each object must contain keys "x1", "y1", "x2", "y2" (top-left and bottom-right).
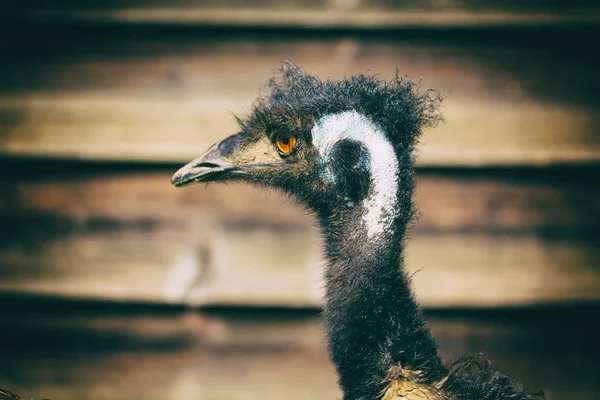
[
  {"x1": 2, "y1": 224, "x2": 597, "y2": 307},
  {"x1": 415, "y1": 169, "x2": 600, "y2": 234},
  {"x1": 2, "y1": 0, "x2": 599, "y2": 28},
  {"x1": 2, "y1": 306, "x2": 599, "y2": 400},
  {"x1": 2, "y1": 96, "x2": 598, "y2": 166},
  {"x1": 1, "y1": 30, "x2": 598, "y2": 166},
  {"x1": 2, "y1": 167, "x2": 598, "y2": 234},
  {"x1": 1, "y1": 167, "x2": 598, "y2": 307}
]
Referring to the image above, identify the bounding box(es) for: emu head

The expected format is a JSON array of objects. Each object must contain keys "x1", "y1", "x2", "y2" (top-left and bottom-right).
[{"x1": 171, "y1": 62, "x2": 441, "y2": 235}]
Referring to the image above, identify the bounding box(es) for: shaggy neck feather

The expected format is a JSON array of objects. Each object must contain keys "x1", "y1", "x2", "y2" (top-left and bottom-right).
[
  {"x1": 321, "y1": 209, "x2": 446, "y2": 400},
  {"x1": 313, "y1": 112, "x2": 446, "y2": 399}
]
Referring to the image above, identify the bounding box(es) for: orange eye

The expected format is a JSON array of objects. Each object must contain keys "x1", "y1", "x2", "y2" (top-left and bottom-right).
[{"x1": 276, "y1": 134, "x2": 297, "y2": 155}]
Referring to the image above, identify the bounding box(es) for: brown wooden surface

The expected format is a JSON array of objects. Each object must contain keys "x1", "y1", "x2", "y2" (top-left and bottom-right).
[
  {"x1": 2, "y1": 165, "x2": 598, "y2": 234},
  {"x1": 1, "y1": 164, "x2": 598, "y2": 307},
  {"x1": 0, "y1": 4, "x2": 598, "y2": 309},
  {"x1": 2, "y1": 0, "x2": 600, "y2": 28},
  {"x1": 0, "y1": 304, "x2": 598, "y2": 400},
  {"x1": 0, "y1": 27, "x2": 599, "y2": 166}
]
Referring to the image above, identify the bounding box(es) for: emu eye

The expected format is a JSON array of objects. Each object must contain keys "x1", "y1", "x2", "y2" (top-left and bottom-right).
[{"x1": 275, "y1": 134, "x2": 297, "y2": 155}]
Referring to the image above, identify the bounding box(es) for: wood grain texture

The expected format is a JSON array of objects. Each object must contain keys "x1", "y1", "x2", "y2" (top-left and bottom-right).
[
  {"x1": 0, "y1": 11, "x2": 598, "y2": 307},
  {"x1": 0, "y1": 28, "x2": 599, "y2": 166},
  {"x1": 1, "y1": 165, "x2": 598, "y2": 307}
]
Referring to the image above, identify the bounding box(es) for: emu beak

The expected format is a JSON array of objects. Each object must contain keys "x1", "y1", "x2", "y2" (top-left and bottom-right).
[
  {"x1": 171, "y1": 134, "x2": 241, "y2": 187},
  {"x1": 171, "y1": 132, "x2": 280, "y2": 187}
]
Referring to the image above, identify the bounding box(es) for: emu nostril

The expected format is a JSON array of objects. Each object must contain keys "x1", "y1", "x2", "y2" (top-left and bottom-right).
[{"x1": 195, "y1": 162, "x2": 221, "y2": 169}]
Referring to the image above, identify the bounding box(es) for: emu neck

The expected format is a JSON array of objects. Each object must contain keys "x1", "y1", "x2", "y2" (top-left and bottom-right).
[{"x1": 320, "y1": 210, "x2": 446, "y2": 400}]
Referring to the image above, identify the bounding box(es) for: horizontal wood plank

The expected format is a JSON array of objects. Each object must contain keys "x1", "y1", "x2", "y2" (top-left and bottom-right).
[
  {"x1": 1, "y1": 166, "x2": 598, "y2": 307},
  {"x1": 2, "y1": 96, "x2": 598, "y2": 166},
  {"x1": 0, "y1": 223, "x2": 598, "y2": 307},
  {"x1": 1, "y1": 29, "x2": 598, "y2": 166},
  {"x1": 2, "y1": 306, "x2": 599, "y2": 400},
  {"x1": 2, "y1": 0, "x2": 600, "y2": 28},
  {"x1": 2, "y1": 166, "x2": 599, "y2": 234}
]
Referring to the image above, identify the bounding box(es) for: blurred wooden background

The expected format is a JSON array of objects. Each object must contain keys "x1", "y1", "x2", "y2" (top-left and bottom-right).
[
  {"x1": 1, "y1": 2, "x2": 600, "y2": 400},
  {"x1": 0, "y1": 0, "x2": 599, "y2": 308}
]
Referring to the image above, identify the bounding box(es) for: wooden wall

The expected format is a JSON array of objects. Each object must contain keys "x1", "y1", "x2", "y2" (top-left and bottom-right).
[{"x1": 0, "y1": 1, "x2": 599, "y2": 308}]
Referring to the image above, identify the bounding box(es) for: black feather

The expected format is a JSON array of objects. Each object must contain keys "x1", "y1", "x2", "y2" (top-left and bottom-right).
[
  {"x1": 170, "y1": 61, "x2": 544, "y2": 400},
  {"x1": 236, "y1": 62, "x2": 542, "y2": 400},
  {"x1": 443, "y1": 354, "x2": 545, "y2": 400}
]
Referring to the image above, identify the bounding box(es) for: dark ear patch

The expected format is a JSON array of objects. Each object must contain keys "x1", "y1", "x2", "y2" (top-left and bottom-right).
[{"x1": 329, "y1": 139, "x2": 371, "y2": 206}]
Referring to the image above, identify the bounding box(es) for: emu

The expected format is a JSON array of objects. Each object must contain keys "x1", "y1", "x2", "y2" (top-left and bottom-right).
[{"x1": 171, "y1": 62, "x2": 544, "y2": 400}]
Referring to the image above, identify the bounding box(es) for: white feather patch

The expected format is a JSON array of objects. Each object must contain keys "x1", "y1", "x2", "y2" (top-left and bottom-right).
[{"x1": 312, "y1": 111, "x2": 399, "y2": 238}]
